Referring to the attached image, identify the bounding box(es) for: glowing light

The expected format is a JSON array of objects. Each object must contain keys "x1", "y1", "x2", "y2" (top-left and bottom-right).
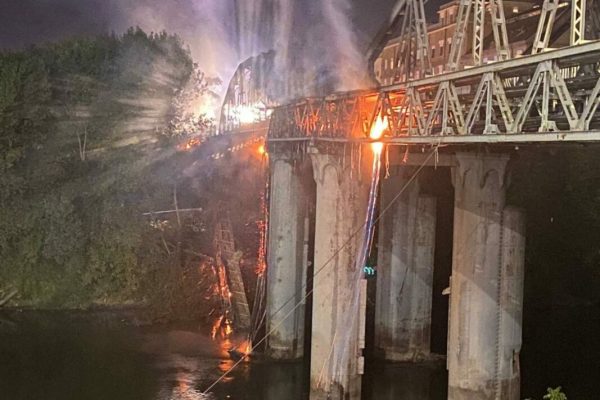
[
  {"x1": 370, "y1": 114, "x2": 388, "y2": 154},
  {"x1": 224, "y1": 102, "x2": 271, "y2": 128},
  {"x1": 211, "y1": 315, "x2": 224, "y2": 339},
  {"x1": 370, "y1": 114, "x2": 388, "y2": 140},
  {"x1": 257, "y1": 144, "x2": 266, "y2": 155},
  {"x1": 238, "y1": 106, "x2": 259, "y2": 124},
  {"x1": 178, "y1": 137, "x2": 203, "y2": 152}
]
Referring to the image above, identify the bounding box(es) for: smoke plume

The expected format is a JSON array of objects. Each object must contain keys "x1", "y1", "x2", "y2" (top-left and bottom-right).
[{"x1": 107, "y1": 0, "x2": 368, "y2": 101}]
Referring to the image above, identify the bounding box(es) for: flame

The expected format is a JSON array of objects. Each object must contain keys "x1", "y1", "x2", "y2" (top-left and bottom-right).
[
  {"x1": 224, "y1": 102, "x2": 273, "y2": 127},
  {"x1": 255, "y1": 193, "x2": 268, "y2": 276},
  {"x1": 211, "y1": 315, "x2": 224, "y2": 339},
  {"x1": 370, "y1": 114, "x2": 388, "y2": 154},
  {"x1": 257, "y1": 144, "x2": 266, "y2": 155},
  {"x1": 178, "y1": 137, "x2": 203, "y2": 152},
  {"x1": 239, "y1": 106, "x2": 259, "y2": 124}
]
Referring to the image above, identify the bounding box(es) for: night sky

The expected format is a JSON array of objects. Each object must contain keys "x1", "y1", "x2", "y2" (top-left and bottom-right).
[{"x1": 0, "y1": 0, "x2": 444, "y2": 51}]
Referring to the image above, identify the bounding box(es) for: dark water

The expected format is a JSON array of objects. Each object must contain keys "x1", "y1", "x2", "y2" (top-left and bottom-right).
[{"x1": 0, "y1": 307, "x2": 597, "y2": 400}]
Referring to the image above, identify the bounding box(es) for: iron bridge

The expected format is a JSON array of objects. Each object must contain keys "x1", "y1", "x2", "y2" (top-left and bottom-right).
[{"x1": 267, "y1": 41, "x2": 600, "y2": 146}]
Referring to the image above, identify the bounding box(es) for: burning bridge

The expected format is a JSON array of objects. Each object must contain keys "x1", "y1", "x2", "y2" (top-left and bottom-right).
[
  {"x1": 257, "y1": 1, "x2": 600, "y2": 400},
  {"x1": 268, "y1": 41, "x2": 600, "y2": 146}
]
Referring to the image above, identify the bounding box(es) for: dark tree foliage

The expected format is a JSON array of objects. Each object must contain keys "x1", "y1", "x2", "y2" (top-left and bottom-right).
[{"x1": 0, "y1": 28, "x2": 216, "y2": 313}]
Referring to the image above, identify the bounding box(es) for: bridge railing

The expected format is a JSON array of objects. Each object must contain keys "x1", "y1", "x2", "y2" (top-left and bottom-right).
[{"x1": 268, "y1": 41, "x2": 600, "y2": 143}]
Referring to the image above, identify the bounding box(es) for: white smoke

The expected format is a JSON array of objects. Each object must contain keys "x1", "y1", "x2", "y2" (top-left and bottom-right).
[{"x1": 107, "y1": 0, "x2": 368, "y2": 104}]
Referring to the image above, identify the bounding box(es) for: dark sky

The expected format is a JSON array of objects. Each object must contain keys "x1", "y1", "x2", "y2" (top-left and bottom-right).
[
  {"x1": 0, "y1": 0, "x2": 445, "y2": 90},
  {"x1": 0, "y1": 0, "x2": 443, "y2": 51}
]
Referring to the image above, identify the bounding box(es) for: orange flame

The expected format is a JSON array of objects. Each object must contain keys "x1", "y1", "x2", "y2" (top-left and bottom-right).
[
  {"x1": 370, "y1": 114, "x2": 388, "y2": 154},
  {"x1": 255, "y1": 192, "x2": 268, "y2": 276},
  {"x1": 178, "y1": 137, "x2": 203, "y2": 152}
]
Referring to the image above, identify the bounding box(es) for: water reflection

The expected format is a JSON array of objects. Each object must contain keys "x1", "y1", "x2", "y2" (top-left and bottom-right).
[
  {"x1": 2, "y1": 308, "x2": 597, "y2": 400},
  {"x1": 364, "y1": 361, "x2": 447, "y2": 400}
]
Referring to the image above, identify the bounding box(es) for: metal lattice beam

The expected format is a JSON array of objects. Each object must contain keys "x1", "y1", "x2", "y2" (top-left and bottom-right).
[
  {"x1": 268, "y1": 42, "x2": 600, "y2": 145},
  {"x1": 490, "y1": 0, "x2": 511, "y2": 61},
  {"x1": 533, "y1": 0, "x2": 561, "y2": 54},
  {"x1": 448, "y1": 0, "x2": 473, "y2": 71},
  {"x1": 473, "y1": 0, "x2": 486, "y2": 65},
  {"x1": 571, "y1": 0, "x2": 587, "y2": 45},
  {"x1": 393, "y1": 0, "x2": 432, "y2": 81}
]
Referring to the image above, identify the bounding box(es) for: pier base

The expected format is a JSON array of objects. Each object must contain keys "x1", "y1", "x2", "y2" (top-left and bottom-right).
[
  {"x1": 448, "y1": 153, "x2": 525, "y2": 400},
  {"x1": 266, "y1": 156, "x2": 307, "y2": 359},
  {"x1": 375, "y1": 169, "x2": 437, "y2": 362},
  {"x1": 308, "y1": 149, "x2": 371, "y2": 400}
]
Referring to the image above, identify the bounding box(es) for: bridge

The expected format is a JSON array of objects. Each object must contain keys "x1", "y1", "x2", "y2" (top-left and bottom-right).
[
  {"x1": 268, "y1": 40, "x2": 600, "y2": 146},
  {"x1": 207, "y1": 1, "x2": 600, "y2": 399},
  {"x1": 249, "y1": 1, "x2": 600, "y2": 400}
]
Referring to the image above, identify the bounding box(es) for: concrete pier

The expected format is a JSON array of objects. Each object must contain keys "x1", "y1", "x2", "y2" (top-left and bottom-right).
[
  {"x1": 266, "y1": 156, "x2": 307, "y2": 359},
  {"x1": 309, "y1": 149, "x2": 370, "y2": 400},
  {"x1": 375, "y1": 170, "x2": 437, "y2": 361},
  {"x1": 448, "y1": 153, "x2": 525, "y2": 400},
  {"x1": 498, "y1": 206, "x2": 526, "y2": 399}
]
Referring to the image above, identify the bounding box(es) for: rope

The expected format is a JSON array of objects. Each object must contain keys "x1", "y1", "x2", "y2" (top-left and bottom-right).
[{"x1": 201, "y1": 143, "x2": 439, "y2": 395}]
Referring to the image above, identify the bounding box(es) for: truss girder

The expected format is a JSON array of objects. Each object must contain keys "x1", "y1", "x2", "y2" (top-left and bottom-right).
[
  {"x1": 533, "y1": 0, "x2": 561, "y2": 54},
  {"x1": 473, "y1": 0, "x2": 486, "y2": 66},
  {"x1": 448, "y1": 0, "x2": 473, "y2": 71},
  {"x1": 393, "y1": 0, "x2": 432, "y2": 82},
  {"x1": 571, "y1": 0, "x2": 587, "y2": 45},
  {"x1": 451, "y1": 0, "x2": 510, "y2": 69},
  {"x1": 268, "y1": 43, "x2": 600, "y2": 142},
  {"x1": 490, "y1": 0, "x2": 511, "y2": 61},
  {"x1": 578, "y1": 76, "x2": 600, "y2": 129}
]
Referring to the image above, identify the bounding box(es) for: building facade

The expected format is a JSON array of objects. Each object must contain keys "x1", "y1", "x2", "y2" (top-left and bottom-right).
[{"x1": 374, "y1": 1, "x2": 542, "y2": 85}]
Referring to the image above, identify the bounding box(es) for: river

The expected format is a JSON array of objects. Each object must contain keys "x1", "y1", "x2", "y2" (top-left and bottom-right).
[{"x1": 0, "y1": 307, "x2": 597, "y2": 399}]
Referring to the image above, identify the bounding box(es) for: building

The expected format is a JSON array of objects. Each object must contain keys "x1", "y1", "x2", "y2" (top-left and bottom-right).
[{"x1": 374, "y1": 1, "x2": 549, "y2": 85}]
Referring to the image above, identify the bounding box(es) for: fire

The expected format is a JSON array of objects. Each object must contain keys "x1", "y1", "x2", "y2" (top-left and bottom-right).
[
  {"x1": 224, "y1": 101, "x2": 273, "y2": 127},
  {"x1": 211, "y1": 315, "x2": 224, "y2": 339},
  {"x1": 257, "y1": 144, "x2": 266, "y2": 155},
  {"x1": 255, "y1": 195, "x2": 268, "y2": 276},
  {"x1": 370, "y1": 114, "x2": 388, "y2": 154},
  {"x1": 178, "y1": 137, "x2": 203, "y2": 151},
  {"x1": 238, "y1": 106, "x2": 259, "y2": 124}
]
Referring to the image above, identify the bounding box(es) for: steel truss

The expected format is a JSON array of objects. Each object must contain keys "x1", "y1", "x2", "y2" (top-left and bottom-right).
[
  {"x1": 572, "y1": 0, "x2": 588, "y2": 45},
  {"x1": 532, "y1": 0, "x2": 562, "y2": 54},
  {"x1": 268, "y1": 42, "x2": 600, "y2": 144},
  {"x1": 392, "y1": 0, "x2": 433, "y2": 81},
  {"x1": 448, "y1": 0, "x2": 511, "y2": 70}
]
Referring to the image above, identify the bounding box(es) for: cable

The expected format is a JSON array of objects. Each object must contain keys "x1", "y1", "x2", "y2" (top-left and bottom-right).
[{"x1": 201, "y1": 143, "x2": 439, "y2": 395}]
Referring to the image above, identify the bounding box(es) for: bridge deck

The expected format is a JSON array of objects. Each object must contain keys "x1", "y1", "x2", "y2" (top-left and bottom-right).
[{"x1": 267, "y1": 41, "x2": 600, "y2": 146}]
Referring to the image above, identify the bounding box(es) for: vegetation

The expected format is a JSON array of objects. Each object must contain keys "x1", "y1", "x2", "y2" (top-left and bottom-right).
[
  {"x1": 525, "y1": 386, "x2": 568, "y2": 400},
  {"x1": 0, "y1": 28, "x2": 223, "y2": 315}
]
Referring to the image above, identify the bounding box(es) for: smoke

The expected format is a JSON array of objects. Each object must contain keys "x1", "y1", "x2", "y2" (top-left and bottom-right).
[{"x1": 106, "y1": 0, "x2": 368, "y2": 102}]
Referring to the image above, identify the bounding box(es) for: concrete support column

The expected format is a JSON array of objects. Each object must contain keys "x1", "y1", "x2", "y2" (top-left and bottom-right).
[
  {"x1": 309, "y1": 149, "x2": 370, "y2": 400},
  {"x1": 375, "y1": 169, "x2": 437, "y2": 361},
  {"x1": 448, "y1": 152, "x2": 524, "y2": 400},
  {"x1": 266, "y1": 156, "x2": 307, "y2": 359},
  {"x1": 498, "y1": 206, "x2": 526, "y2": 399}
]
